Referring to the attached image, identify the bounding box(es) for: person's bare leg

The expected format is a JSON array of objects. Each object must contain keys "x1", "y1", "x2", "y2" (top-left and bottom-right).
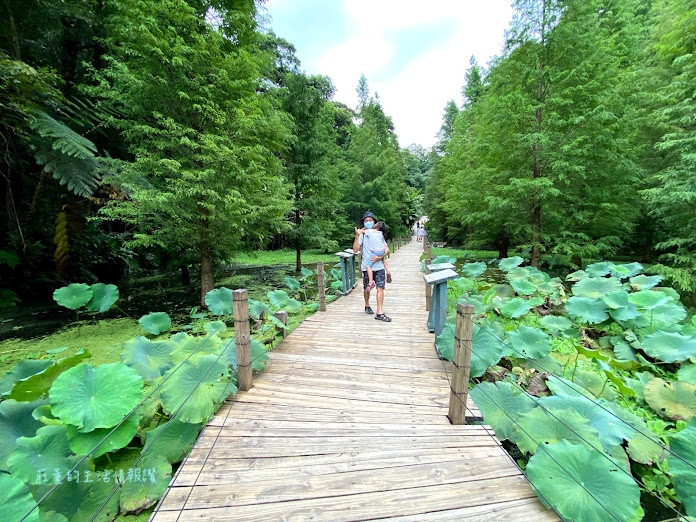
[
  {"x1": 376, "y1": 287, "x2": 384, "y2": 315},
  {"x1": 364, "y1": 290, "x2": 370, "y2": 307},
  {"x1": 366, "y1": 265, "x2": 374, "y2": 284}
]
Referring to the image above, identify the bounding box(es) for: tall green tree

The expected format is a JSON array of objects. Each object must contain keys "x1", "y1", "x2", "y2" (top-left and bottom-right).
[{"x1": 90, "y1": 0, "x2": 292, "y2": 304}]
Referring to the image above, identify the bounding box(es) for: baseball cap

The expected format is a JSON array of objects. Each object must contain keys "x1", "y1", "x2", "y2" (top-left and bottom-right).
[{"x1": 362, "y1": 212, "x2": 375, "y2": 220}]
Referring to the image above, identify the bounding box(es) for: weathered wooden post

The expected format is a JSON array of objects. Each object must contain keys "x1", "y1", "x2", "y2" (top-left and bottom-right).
[
  {"x1": 274, "y1": 310, "x2": 288, "y2": 338},
  {"x1": 449, "y1": 303, "x2": 475, "y2": 425},
  {"x1": 424, "y1": 268, "x2": 459, "y2": 335},
  {"x1": 317, "y1": 261, "x2": 326, "y2": 312},
  {"x1": 425, "y1": 256, "x2": 432, "y2": 311},
  {"x1": 233, "y1": 289, "x2": 252, "y2": 391}
]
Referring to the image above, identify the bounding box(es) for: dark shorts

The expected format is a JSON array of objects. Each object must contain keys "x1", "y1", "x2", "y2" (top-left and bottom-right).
[{"x1": 363, "y1": 269, "x2": 386, "y2": 289}]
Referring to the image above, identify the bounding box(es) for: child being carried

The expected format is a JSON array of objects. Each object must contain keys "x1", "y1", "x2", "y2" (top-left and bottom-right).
[{"x1": 364, "y1": 221, "x2": 392, "y2": 291}]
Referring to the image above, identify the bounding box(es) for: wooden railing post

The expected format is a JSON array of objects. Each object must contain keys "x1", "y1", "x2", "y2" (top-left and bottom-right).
[
  {"x1": 317, "y1": 261, "x2": 326, "y2": 312},
  {"x1": 425, "y1": 256, "x2": 432, "y2": 311},
  {"x1": 274, "y1": 310, "x2": 288, "y2": 338},
  {"x1": 449, "y1": 303, "x2": 475, "y2": 425},
  {"x1": 233, "y1": 289, "x2": 252, "y2": 391}
]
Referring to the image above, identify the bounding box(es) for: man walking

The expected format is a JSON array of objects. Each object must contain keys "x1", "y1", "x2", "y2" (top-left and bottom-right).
[{"x1": 353, "y1": 212, "x2": 391, "y2": 322}]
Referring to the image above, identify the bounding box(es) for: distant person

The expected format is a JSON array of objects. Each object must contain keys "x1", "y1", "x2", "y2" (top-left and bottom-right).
[
  {"x1": 417, "y1": 224, "x2": 426, "y2": 242},
  {"x1": 353, "y1": 212, "x2": 391, "y2": 322},
  {"x1": 363, "y1": 221, "x2": 392, "y2": 291}
]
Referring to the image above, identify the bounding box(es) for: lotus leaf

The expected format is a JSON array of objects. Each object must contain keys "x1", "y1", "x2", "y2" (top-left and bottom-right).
[
  {"x1": 625, "y1": 371, "x2": 655, "y2": 403},
  {"x1": 510, "y1": 279, "x2": 537, "y2": 296},
  {"x1": 450, "y1": 277, "x2": 476, "y2": 293},
  {"x1": 435, "y1": 323, "x2": 454, "y2": 360},
  {"x1": 169, "y1": 332, "x2": 222, "y2": 364},
  {"x1": 248, "y1": 299, "x2": 271, "y2": 320},
  {"x1": 9, "y1": 351, "x2": 91, "y2": 402},
  {"x1": 508, "y1": 326, "x2": 552, "y2": 359},
  {"x1": 460, "y1": 261, "x2": 486, "y2": 277},
  {"x1": 267, "y1": 289, "x2": 302, "y2": 312},
  {"x1": 524, "y1": 354, "x2": 562, "y2": 374},
  {"x1": 119, "y1": 454, "x2": 172, "y2": 515},
  {"x1": 305, "y1": 303, "x2": 320, "y2": 312},
  {"x1": 230, "y1": 338, "x2": 268, "y2": 372},
  {"x1": 539, "y1": 316, "x2": 573, "y2": 335},
  {"x1": 142, "y1": 418, "x2": 200, "y2": 464},
  {"x1": 585, "y1": 261, "x2": 616, "y2": 277},
  {"x1": 644, "y1": 378, "x2": 696, "y2": 421},
  {"x1": 574, "y1": 369, "x2": 616, "y2": 400},
  {"x1": 85, "y1": 283, "x2": 119, "y2": 313},
  {"x1": 668, "y1": 418, "x2": 696, "y2": 516},
  {"x1": 641, "y1": 331, "x2": 696, "y2": 363},
  {"x1": 0, "y1": 359, "x2": 53, "y2": 396},
  {"x1": 0, "y1": 473, "x2": 39, "y2": 522},
  {"x1": 431, "y1": 255, "x2": 455, "y2": 264},
  {"x1": 498, "y1": 256, "x2": 524, "y2": 271},
  {"x1": 609, "y1": 302, "x2": 640, "y2": 322},
  {"x1": 330, "y1": 280, "x2": 343, "y2": 291},
  {"x1": 8, "y1": 424, "x2": 81, "y2": 485},
  {"x1": 203, "y1": 287, "x2": 234, "y2": 315},
  {"x1": 457, "y1": 295, "x2": 485, "y2": 315},
  {"x1": 299, "y1": 266, "x2": 314, "y2": 280},
  {"x1": 139, "y1": 312, "x2": 172, "y2": 335},
  {"x1": 159, "y1": 354, "x2": 231, "y2": 423},
  {"x1": 595, "y1": 360, "x2": 636, "y2": 397},
  {"x1": 32, "y1": 404, "x2": 62, "y2": 426},
  {"x1": 526, "y1": 440, "x2": 642, "y2": 522},
  {"x1": 283, "y1": 276, "x2": 300, "y2": 291},
  {"x1": 567, "y1": 269, "x2": 588, "y2": 281},
  {"x1": 500, "y1": 297, "x2": 537, "y2": 319},
  {"x1": 0, "y1": 398, "x2": 46, "y2": 469},
  {"x1": 330, "y1": 268, "x2": 341, "y2": 280},
  {"x1": 628, "y1": 290, "x2": 671, "y2": 310},
  {"x1": 537, "y1": 280, "x2": 562, "y2": 296},
  {"x1": 268, "y1": 314, "x2": 289, "y2": 330},
  {"x1": 513, "y1": 407, "x2": 603, "y2": 454},
  {"x1": 53, "y1": 283, "x2": 92, "y2": 310},
  {"x1": 650, "y1": 300, "x2": 687, "y2": 328},
  {"x1": 626, "y1": 429, "x2": 664, "y2": 465},
  {"x1": 470, "y1": 381, "x2": 536, "y2": 441},
  {"x1": 67, "y1": 410, "x2": 141, "y2": 458},
  {"x1": 629, "y1": 274, "x2": 661, "y2": 290},
  {"x1": 572, "y1": 277, "x2": 622, "y2": 299},
  {"x1": 481, "y1": 288, "x2": 496, "y2": 305},
  {"x1": 565, "y1": 297, "x2": 609, "y2": 324},
  {"x1": 205, "y1": 320, "x2": 227, "y2": 336},
  {"x1": 50, "y1": 363, "x2": 143, "y2": 432},
  {"x1": 547, "y1": 375, "x2": 594, "y2": 399},
  {"x1": 613, "y1": 262, "x2": 643, "y2": 278},
  {"x1": 613, "y1": 341, "x2": 639, "y2": 363},
  {"x1": 677, "y1": 364, "x2": 696, "y2": 385}
]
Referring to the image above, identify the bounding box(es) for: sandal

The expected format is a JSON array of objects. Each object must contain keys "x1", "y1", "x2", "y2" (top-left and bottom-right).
[
  {"x1": 365, "y1": 281, "x2": 376, "y2": 292},
  {"x1": 386, "y1": 273, "x2": 392, "y2": 283},
  {"x1": 364, "y1": 306, "x2": 374, "y2": 314},
  {"x1": 375, "y1": 313, "x2": 392, "y2": 322}
]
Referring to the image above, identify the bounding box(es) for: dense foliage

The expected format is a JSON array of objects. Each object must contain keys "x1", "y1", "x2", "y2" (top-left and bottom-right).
[{"x1": 424, "y1": 0, "x2": 696, "y2": 299}]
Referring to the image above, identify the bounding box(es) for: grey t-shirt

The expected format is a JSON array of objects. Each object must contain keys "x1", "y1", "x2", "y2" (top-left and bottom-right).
[{"x1": 359, "y1": 231, "x2": 385, "y2": 272}]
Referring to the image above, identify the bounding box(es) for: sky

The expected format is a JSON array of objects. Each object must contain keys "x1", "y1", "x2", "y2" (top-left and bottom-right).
[{"x1": 261, "y1": 0, "x2": 514, "y2": 149}]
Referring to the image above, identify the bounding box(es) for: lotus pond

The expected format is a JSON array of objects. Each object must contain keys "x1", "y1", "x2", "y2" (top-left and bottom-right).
[{"x1": 430, "y1": 252, "x2": 696, "y2": 521}]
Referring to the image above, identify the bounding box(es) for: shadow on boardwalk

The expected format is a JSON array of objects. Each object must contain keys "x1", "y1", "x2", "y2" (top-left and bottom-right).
[{"x1": 152, "y1": 240, "x2": 557, "y2": 521}]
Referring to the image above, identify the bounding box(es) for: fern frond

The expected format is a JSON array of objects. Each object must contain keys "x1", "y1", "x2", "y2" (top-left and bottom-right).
[
  {"x1": 30, "y1": 110, "x2": 98, "y2": 158},
  {"x1": 37, "y1": 152, "x2": 101, "y2": 197}
]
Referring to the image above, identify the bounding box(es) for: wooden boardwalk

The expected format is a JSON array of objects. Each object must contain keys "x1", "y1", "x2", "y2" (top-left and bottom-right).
[{"x1": 153, "y1": 240, "x2": 556, "y2": 521}]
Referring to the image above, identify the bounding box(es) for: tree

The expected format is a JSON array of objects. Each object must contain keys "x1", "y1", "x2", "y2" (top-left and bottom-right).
[
  {"x1": 90, "y1": 0, "x2": 292, "y2": 304},
  {"x1": 356, "y1": 74, "x2": 369, "y2": 109}
]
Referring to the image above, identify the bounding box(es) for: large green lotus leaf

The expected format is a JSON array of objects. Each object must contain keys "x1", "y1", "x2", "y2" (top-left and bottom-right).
[
  {"x1": 584, "y1": 261, "x2": 616, "y2": 277},
  {"x1": 32, "y1": 404, "x2": 63, "y2": 426},
  {"x1": 169, "y1": 332, "x2": 222, "y2": 365},
  {"x1": 614, "y1": 262, "x2": 643, "y2": 278},
  {"x1": 8, "y1": 425, "x2": 80, "y2": 484},
  {"x1": 142, "y1": 418, "x2": 200, "y2": 464},
  {"x1": 500, "y1": 297, "x2": 535, "y2": 319},
  {"x1": 0, "y1": 473, "x2": 39, "y2": 522},
  {"x1": 435, "y1": 323, "x2": 454, "y2": 360},
  {"x1": 67, "y1": 410, "x2": 141, "y2": 458},
  {"x1": 460, "y1": 261, "x2": 486, "y2": 277},
  {"x1": 283, "y1": 297, "x2": 303, "y2": 313},
  {"x1": 53, "y1": 283, "x2": 92, "y2": 310},
  {"x1": 120, "y1": 336, "x2": 175, "y2": 381},
  {"x1": 625, "y1": 371, "x2": 656, "y2": 403},
  {"x1": 204, "y1": 287, "x2": 235, "y2": 315},
  {"x1": 617, "y1": 312, "x2": 651, "y2": 331},
  {"x1": 567, "y1": 269, "x2": 589, "y2": 282},
  {"x1": 628, "y1": 289, "x2": 671, "y2": 310},
  {"x1": 159, "y1": 354, "x2": 231, "y2": 423},
  {"x1": 229, "y1": 338, "x2": 268, "y2": 372},
  {"x1": 205, "y1": 320, "x2": 227, "y2": 336},
  {"x1": 526, "y1": 440, "x2": 642, "y2": 522},
  {"x1": 0, "y1": 359, "x2": 54, "y2": 396},
  {"x1": 626, "y1": 429, "x2": 665, "y2": 465},
  {"x1": 644, "y1": 378, "x2": 696, "y2": 421},
  {"x1": 668, "y1": 418, "x2": 696, "y2": 516},
  {"x1": 457, "y1": 295, "x2": 485, "y2": 315},
  {"x1": 0, "y1": 398, "x2": 46, "y2": 469},
  {"x1": 629, "y1": 274, "x2": 661, "y2": 290},
  {"x1": 85, "y1": 283, "x2": 119, "y2": 313},
  {"x1": 330, "y1": 268, "x2": 341, "y2": 280},
  {"x1": 119, "y1": 454, "x2": 172, "y2": 515},
  {"x1": 299, "y1": 266, "x2": 314, "y2": 280},
  {"x1": 50, "y1": 363, "x2": 143, "y2": 432},
  {"x1": 609, "y1": 303, "x2": 641, "y2": 322},
  {"x1": 36, "y1": 466, "x2": 120, "y2": 522},
  {"x1": 572, "y1": 277, "x2": 622, "y2": 299},
  {"x1": 613, "y1": 341, "x2": 639, "y2": 362},
  {"x1": 508, "y1": 266, "x2": 549, "y2": 285},
  {"x1": 603, "y1": 290, "x2": 631, "y2": 309},
  {"x1": 9, "y1": 351, "x2": 91, "y2": 402},
  {"x1": 450, "y1": 277, "x2": 476, "y2": 294},
  {"x1": 539, "y1": 315, "x2": 573, "y2": 335},
  {"x1": 547, "y1": 375, "x2": 594, "y2": 399},
  {"x1": 677, "y1": 364, "x2": 696, "y2": 385},
  {"x1": 469, "y1": 324, "x2": 505, "y2": 378},
  {"x1": 513, "y1": 407, "x2": 603, "y2": 455},
  {"x1": 537, "y1": 280, "x2": 562, "y2": 296},
  {"x1": 138, "y1": 312, "x2": 171, "y2": 335},
  {"x1": 267, "y1": 289, "x2": 290, "y2": 307},
  {"x1": 498, "y1": 256, "x2": 524, "y2": 271},
  {"x1": 283, "y1": 276, "x2": 300, "y2": 292},
  {"x1": 469, "y1": 381, "x2": 536, "y2": 442},
  {"x1": 574, "y1": 369, "x2": 616, "y2": 400},
  {"x1": 510, "y1": 279, "x2": 537, "y2": 296},
  {"x1": 642, "y1": 331, "x2": 696, "y2": 363},
  {"x1": 508, "y1": 326, "x2": 551, "y2": 359},
  {"x1": 565, "y1": 297, "x2": 609, "y2": 324},
  {"x1": 248, "y1": 299, "x2": 271, "y2": 321},
  {"x1": 650, "y1": 300, "x2": 687, "y2": 328}
]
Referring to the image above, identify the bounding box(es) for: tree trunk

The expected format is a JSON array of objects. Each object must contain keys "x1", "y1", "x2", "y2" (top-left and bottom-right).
[
  {"x1": 295, "y1": 210, "x2": 301, "y2": 272},
  {"x1": 497, "y1": 233, "x2": 509, "y2": 259},
  {"x1": 530, "y1": 0, "x2": 546, "y2": 269},
  {"x1": 200, "y1": 239, "x2": 214, "y2": 306},
  {"x1": 181, "y1": 264, "x2": 191, "y2": 287}
]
